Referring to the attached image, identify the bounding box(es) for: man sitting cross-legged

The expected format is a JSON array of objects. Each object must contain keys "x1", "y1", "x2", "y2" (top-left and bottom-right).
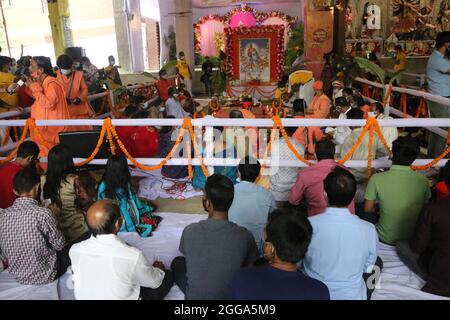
[
  {"x1": 171, "y1": 174, "x2": 260, "y2": 300},
  {"x1": 69, "y1": 199, "x2": 173, "y2": 300}
]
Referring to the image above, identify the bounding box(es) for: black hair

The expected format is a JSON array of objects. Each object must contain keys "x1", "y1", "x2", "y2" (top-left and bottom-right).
[
  {"x1": 315, "y1": 140, "x2": 336, "y2": 161},
  {"x1": 89, "y1": 201, "x2": 122, "y2": 237},
  {"x1": 43, "y1": 144, "x2": 75, "y2": 207},
  {"x1": 124, "y1": 105, "x2": 138, "y2": 118},
  {"x1": 335, "y1": 96, "x2": 349, "y2": 107},
  {"x1": 168, "y1": 86, "x2": 176, "y2": 97},
  {"x1": 0, "y1": 56, "x2": 13, "y2": 71},
  {"x1": 179, "y1": 51, "x2": 185, "y2": 56},
  {"x1": 102, "y1": 154, "x2": 132, "y2": 200},
  {"x1": 204, "y1": 174, "x2": 234, "y2": 212},
  {"x1": 32, "y1": 56, "x2": 55, "y2": 77},
  {"x1": 229, "y1": 110, "x2": 244, "y2": 118},
  {"x1": 443, "y1": 161, "x2": 450, "y2": 188},
  {"x1": 435, "y1": 31, "x2": 450, "y2": 49},
  {"x1": 56, "y1": 54, "x2": 73, "y2": 70},
  {"x1": 238, "y1": 156, "x2": 261, "y2": 183},
  {"x1": 395, "y1": 44, "x2": 403, "y2": 51},
  {"x1": 13, "y1": 166, "x2": 41, "y2": 195},
  {"x1": 324, "y1": 167, "x2": 356, "y2": 207},
  {"x1": 392, "y1": 136, "x2": 420, "y2": 166},
  {"x1": 266, "y1": 209, "x2": 313, "y2": 263},
  {"x1": 346, "y1": 107, "x2": 364, "y2": 120},
  {"x1": 293, "y1": 99, "x2": 306, "y2": 114},
  {"x1": 131, "y1": 110, "x2": 149, "y2": 119},
  {"x1": 17, "y1": 141, "x2": 40, "y2": 159}
]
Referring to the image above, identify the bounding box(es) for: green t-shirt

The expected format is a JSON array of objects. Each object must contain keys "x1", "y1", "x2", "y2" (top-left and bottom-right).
[{"x1": 365, "y1": 165, "x2": 431, "y2": 245}]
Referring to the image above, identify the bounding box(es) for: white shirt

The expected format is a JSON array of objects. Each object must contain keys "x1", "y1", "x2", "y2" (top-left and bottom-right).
[{"x1": 69, "y1": 234, "x2": 165, "y2": 300}]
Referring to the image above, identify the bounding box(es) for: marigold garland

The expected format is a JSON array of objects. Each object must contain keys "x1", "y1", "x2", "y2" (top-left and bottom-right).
[
  {"x1": 193, "y1": 111, "x2": 206, "y2": 119},
  {"x1": 338, "y1": 124, "x2": 371, "y2": 164},
  {"x1": 105, "y1": 118, "x2": 116, "y2": 155},
  {"x1": 411, "y1": 144, "x2": 450, "y2": 171},
  {"x1": 367, "y1": 119, "x2": 375, "y2": 181},
  {"x1": 28, "y1": 118, "x2": 52, "y2": 150},
  {"x1": 381, "y1": 83, "x2": 393, "y2": 109},
  {"x1": 185, "y1": 118, "x2": 209, "y2": 178},
  {"x1": 399, "y1": 93, "x2": 408, "y2": 118}
]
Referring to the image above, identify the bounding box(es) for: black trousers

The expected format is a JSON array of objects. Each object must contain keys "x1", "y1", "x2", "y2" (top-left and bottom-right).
[
  {"x1": 140, "y1": 270, "x2": 174, "y2": 300},
  {"x1": 171, "y1": 256, "x2": 187, "y2": 294},
  {"x1": 55, "y1": 230, "x2": 92, "y2": 280}
]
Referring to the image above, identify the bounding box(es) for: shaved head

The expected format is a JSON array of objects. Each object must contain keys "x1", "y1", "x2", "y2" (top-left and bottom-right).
[{"x1": 87, "y1": 199, "x2": 122, "y2": 236}]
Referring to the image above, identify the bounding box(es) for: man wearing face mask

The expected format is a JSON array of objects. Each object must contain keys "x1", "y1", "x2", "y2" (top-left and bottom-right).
[
  {"x1": 55, "y1": 54, "x2": 94, "y2": 131},
  {"x1": 426, "y1": 31, "x2": 450, "y2": 158},
  {"x1": 26, "y1": 56, "x2": 71, "y2": 156},
  {"x1": 176, "y1": 51, "x2": 193, "y2": 96}
]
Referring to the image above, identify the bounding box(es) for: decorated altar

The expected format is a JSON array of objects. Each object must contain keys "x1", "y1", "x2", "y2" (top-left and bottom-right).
[{"x1": 194, "y1": 4, "x2": 297, "y2": 99}]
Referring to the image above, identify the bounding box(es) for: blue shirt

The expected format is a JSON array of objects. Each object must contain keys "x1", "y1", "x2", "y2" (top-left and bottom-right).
[
  {"x1": 231, "y1": 265, "x2": 330, "y2": 300},
  {"x1": 229, "y1": 181, "x2": 277, "y2": 253},
  {"x1": 427, "y1": 50, "x2": 450, "y2": 96},
  {"x1": 302, "y1": 207, "x2": 379, "y2": 300}
]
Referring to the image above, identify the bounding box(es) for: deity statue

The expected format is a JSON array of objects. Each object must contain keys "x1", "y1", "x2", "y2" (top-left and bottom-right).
[{"x1": 438, "y1": 1, "x2": 450, "y2": 31}]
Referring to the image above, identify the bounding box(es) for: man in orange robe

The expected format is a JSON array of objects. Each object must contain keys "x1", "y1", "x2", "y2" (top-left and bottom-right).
[
  {"x1": 56, "y1": 54, "x2": 93, "y2": 131},
  {"x1": 307, "y1": 80, "x2": 331, "y2": 119},
  {"x1": 27, "y1": 56, "x2": 71, "y2": 156}
]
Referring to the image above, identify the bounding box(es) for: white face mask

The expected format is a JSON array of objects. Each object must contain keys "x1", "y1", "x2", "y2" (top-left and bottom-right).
[
  {"x1": 61, "y1": 69, "x2": 72, "y2": 76},
  {"x1": 368, "y1": 112, "x2": 376, "y2": 118},
  {"x1": 110, "y1": 60, "x2": 115, "y2": 66},
  {"x1": 74, "y1": 62, "x2": 81, "y2": 69}
]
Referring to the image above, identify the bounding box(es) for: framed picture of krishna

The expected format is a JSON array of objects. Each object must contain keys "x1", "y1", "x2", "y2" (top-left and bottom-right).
[{"x1": 225, "y1": 25, "x2": 286, "y2": 87}]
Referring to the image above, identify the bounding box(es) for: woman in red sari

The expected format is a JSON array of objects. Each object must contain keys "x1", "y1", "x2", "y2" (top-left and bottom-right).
[
  {"x1": 27, "y1": 56, "x2": 71, "y2": 156},
  {"x1": 56, "y1": 54, "x2": 93, "y2": 131}
]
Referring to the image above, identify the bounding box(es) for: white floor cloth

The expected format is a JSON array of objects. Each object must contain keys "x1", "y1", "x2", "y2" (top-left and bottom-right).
[{"x1": 1, "y1": 213, "x2": 449, "y2": 300}]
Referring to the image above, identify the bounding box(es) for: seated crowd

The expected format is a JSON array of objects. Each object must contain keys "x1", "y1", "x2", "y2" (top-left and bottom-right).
[{"x1": 0, "y1": 58, "x2": 449, "y2": 300}]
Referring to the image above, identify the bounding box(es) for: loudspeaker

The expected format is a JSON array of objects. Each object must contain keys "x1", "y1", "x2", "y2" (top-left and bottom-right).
[
  {"x1": 59, "y1": 130, "x2": 110, "y2": 160},
  {"x1": 64, "y1": 47, "x2": 86, "y2": 60}
]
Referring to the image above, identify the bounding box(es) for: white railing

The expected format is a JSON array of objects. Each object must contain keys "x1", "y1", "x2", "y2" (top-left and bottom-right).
[{"x1": 1, "y1": 117, "x2": 449, "y2": 168}]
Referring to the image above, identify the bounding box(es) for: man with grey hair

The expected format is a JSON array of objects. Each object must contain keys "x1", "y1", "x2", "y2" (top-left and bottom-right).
[{"x1": 69, "y1": 199, "x2": 173, "y2": 300}]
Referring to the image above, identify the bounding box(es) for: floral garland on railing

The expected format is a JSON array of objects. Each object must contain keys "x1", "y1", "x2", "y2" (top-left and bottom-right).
[
  {"x1": 225, "y1": 25, "x2": 285, "y2": 80},
  {"x1": 1, "y1": 117, "x2": 448, "y2": 177}
]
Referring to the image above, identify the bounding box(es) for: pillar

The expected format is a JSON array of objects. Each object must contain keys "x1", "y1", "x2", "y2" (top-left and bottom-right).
[
  {"x1": 174, "y1": 0, "x2": 194, "y2": 75},
  {"x1": 113, "y1": 0, "x2": 145, "y2": 73},
  {"x1": 303, "y1": 0, "x2": 335, "y2": 79},
  {"x1": 47, "y1": 0, "x2": 74, "y2": 58}
]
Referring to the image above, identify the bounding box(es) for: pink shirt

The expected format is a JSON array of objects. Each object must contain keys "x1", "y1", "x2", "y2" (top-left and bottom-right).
[{"x1": 288, "y1": 159, "x2": 356, "y2": 216}]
